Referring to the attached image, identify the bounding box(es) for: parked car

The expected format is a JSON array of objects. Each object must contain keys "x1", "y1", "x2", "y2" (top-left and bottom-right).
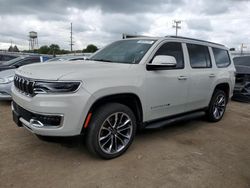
[
  {"x1": 11, "y1": 36, "x2": 235, "y2": 159},
  {"x1": 0, "y1": 55, "x2": 44, "y2": 72},
  {"x1": 0, "y1": 53, "x2": 19, "y2": 64},
  {"x1": 232, "y1": 56, "x2": 250, "y2": 102},
  {"x1": 0, "y1": 69, "x2": 15, "y2": 100},
  {"x1": 0, "y1": 55, "x2": 49, "y2": 100}
]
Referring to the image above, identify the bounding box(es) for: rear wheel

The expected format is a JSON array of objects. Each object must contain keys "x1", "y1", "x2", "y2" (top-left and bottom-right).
[
  {"x1": 206, "y1": 89, "x2": 227, "y2": 122},
  {"x1": 85, "y1": 103, "x2": 136, "y2": 159}
]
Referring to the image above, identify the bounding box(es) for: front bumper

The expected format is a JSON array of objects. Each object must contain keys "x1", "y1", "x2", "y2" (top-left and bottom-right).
[
  {"x1": 11, "y1": 85, "x2": 94, "y2": 136},
  {"x1": 0, "y1": 82, "x2": 12, "y2": 100}
]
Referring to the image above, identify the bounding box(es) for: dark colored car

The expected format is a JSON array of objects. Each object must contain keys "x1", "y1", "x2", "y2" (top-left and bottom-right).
[
  {"x1": 232, "y1": 56, "x2": 250, "y2": 102},
  {"x1": 0, "y1": 54, "x2": 19, "y2": 63},
  {"x1": 0, "y1": 55, "x2": 42, "y2": 72}
]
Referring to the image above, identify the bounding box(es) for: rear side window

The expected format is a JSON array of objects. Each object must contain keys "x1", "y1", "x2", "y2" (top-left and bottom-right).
[
  {"x1": 212, "y1": 48, "x2": 231, "y2": 68},
  {"x1": 153, "y1": 42, "x2": 184, "y2": 69},
  {"x1": 187, "y1": 44, "x2": 211, "y2": 68}
]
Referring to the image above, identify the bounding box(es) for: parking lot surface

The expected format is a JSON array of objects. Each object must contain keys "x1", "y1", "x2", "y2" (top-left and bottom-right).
[{"x1": 0, "y1": 101, "x2": 250, "y2": 188}]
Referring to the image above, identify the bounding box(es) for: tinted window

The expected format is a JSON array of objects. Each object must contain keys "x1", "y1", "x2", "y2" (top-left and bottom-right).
[
  {"x1": 187, "y1": 44, "x2": 211, "y2": 68},
  {"x1": 153, "y1": 42, "x2": 184, "y2": 69},
  {"x1": 233, "y1": 56, "x2": 250, "y2": 67},
  {"x1": 17, "y1": 57, "x2": 40, "y2": 66},
  {"x1": 1, "y1": 56, "x2": 24, "y2": 66},
  {"x1": 0, "y1": 55, "x2": 16, "y2": 61},
  {"x1": 212, "y1": 48, "x2": 231, "y2": 68},
  {"x1": 3, "y1": 55, "x2": 17, "y2": 61}
]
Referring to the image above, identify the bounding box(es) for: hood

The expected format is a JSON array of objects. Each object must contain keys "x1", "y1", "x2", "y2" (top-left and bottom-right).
[
  {"x1": 0, "y1": 69, "x2": 16, "y2": 78},
  {"x1": 235, "y1": 65, "x2": 250, "y2": 75},
  {"x1": 15, "y1": 60, "x2": 132, "y2": 80}
]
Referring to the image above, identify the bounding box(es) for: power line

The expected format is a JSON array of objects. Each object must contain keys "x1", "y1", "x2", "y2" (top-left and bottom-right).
[
  {"x1": 240, "y1": 43, "x2": 247, "y2": 55},
  {"x1": 70, "y1": 22, "x2": 74, "y2": 52},
  {"x1": 173, "y1": 20, "x2": 181, "y2": 36}
]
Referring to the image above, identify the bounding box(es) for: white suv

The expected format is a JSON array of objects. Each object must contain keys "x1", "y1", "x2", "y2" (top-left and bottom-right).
[{"x1": 11, "y1": 36, "x2": 235, "y2": 159}]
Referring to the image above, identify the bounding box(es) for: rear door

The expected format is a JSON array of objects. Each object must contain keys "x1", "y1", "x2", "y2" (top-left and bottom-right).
[
  {"x1": 185, "y1": 43, "x2": 215, "y2": 110},
  {"x1": 144, "y1": 42, "x2": 189, "y2": 121}
]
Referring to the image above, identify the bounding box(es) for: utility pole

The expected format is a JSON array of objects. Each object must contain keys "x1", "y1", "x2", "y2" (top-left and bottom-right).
[
  {"x1": 70, "y1": 22, "x2": 74, "y2": 52},
  {"x1": 173, "y1": 20, "x2": 181, "y2": 36},
  {"x1": 240, "y1": 43, "x2": 247, "y2": 55}
]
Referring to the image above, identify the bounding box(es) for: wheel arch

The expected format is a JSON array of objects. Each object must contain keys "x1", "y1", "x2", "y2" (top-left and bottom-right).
[
  {"x1": 82, "y1": 93, "x2": 144, "y2": 133},
  {"x1": 213, "y1": 82, "x2": 230, "y2": 102}
]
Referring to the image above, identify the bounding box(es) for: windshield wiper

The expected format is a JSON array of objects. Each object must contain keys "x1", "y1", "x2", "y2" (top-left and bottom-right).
[{"x1": 89, "y1": 58, "x2": 113, "y2": 62}]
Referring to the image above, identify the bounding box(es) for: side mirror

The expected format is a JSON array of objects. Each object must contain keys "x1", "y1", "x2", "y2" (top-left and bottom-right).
[{"x1": 147, "y1": 55, "x2": 177, "y2": 70}]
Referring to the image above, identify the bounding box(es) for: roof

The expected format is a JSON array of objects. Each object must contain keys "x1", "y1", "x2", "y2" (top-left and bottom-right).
[
  {"x1": 165, "y1": 36, "x2": 225, "y2": 47},
  {"x1": 122, "y1": 35, "x2": 225, "y2": 48}
]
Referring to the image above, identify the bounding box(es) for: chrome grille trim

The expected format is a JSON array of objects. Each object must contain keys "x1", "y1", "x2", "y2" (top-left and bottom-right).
[{"x1": 14, "y1": 75, "x2": 35, "y2": 96}]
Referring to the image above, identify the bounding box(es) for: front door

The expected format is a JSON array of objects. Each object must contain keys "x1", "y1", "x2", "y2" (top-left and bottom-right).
[{"x1": 144, "y1": 42, "x2": 189, "y2": 121}]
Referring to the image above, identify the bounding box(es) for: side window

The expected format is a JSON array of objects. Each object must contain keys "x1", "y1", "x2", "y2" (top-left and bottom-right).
[
  {"x1": 153, "y1": 42, "x2": 184, "y2": 69},
  {"x1": 17, "y1": 57, "x2": 40, "y2": 66},
  {"x1": 212, "y1": 48, "x2": 231, "y2": 68},
  {"x1": 3, "y1": 55, "x2": 16, "y2": 61},
  {"x1": 187, "y1": 44, "x2": 211, "y2": 68}
]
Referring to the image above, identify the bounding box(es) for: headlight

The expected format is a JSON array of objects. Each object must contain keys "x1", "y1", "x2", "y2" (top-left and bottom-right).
[
  {"x1": 0, "y1": 76, "x2": 14, "y2": 84},
  {"x1": 33, "y1": 81, "x2": 81, "y2": 94}
]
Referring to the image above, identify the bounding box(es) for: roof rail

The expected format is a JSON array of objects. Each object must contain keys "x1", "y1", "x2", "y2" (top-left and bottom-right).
[
  {"x1": 165, "y1": 36, "x2": 225, "y2": 47},
  {"x1": 122, "y1": 33, "x2": 151, "y2": 39}
]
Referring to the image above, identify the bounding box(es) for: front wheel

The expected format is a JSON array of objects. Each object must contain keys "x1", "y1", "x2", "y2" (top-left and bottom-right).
[
  {"x1": 85, "y1": 103, "x2": 136, "y2": 159},
  {"x1": 206, "y1": 89, "x2": 227, "y2": 122}
]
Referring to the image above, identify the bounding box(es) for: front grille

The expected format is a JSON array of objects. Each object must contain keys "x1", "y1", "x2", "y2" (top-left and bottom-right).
[
  {"x1": 14, "y1": 75, "x2": 35, "y2": 96},
  {"x1": 13, "y1": 102, "x2": 62, "y2": 126}
]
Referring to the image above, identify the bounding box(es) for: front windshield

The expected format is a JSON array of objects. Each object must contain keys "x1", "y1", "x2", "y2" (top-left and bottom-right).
[
  {"x1": 89, "y1": 39, "x2": 156, "y2": 64},
  {"x1": 234, "y1": 56, "x2": 250, "y2": 66},
  {"x1": 1, "y1": 56, "x2": 24, "y2": 66}
]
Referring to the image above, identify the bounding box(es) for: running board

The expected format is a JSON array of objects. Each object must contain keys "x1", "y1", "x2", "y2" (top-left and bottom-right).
[{"x1": 144, "y1": 111, "x2": 206, "y2": 129}]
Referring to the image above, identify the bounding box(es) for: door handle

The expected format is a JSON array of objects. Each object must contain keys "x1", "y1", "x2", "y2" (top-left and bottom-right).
[
  {"x1": 178, "y1": 76, "x2": 188, "y2": 80},
  {"x1": 209, "y1": 74, "x2": 216, "y2": 78}
]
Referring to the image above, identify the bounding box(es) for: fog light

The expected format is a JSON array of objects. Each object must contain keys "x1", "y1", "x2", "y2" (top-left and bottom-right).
[{"x1": 30, "y1": 119, "x2": 44, "y2": 128}]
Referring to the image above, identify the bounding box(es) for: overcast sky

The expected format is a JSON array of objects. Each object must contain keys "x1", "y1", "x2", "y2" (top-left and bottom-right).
[{"x1": 0, "y1": 0, "x2": 250, "y2": 51}]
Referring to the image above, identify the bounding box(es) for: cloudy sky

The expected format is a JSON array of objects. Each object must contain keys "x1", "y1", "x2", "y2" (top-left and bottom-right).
[{"x1": 0, "y1": 0, "x2": 249, "y2": 51}]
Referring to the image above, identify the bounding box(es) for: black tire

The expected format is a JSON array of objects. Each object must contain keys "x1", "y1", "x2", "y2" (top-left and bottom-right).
[
  {"x1": 85, "y1": 103, "x2": 137, "y2": 159},
  {"x1": 206, "y1": 89, "x2": 227, "y2": 122}
]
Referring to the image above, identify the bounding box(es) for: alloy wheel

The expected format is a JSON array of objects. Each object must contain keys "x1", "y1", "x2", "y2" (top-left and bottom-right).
[
  {"x1": 213, "y1": 94, "x2": 226, "y2": 119},
  {"x1": 98, "y1": 112, "x2": 133, "y2": 154}
]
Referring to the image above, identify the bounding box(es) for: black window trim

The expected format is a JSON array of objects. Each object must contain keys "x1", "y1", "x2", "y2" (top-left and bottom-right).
[
  {"x1": 186, "y1": 43, "x2": 212, "y2": 69},
  {"x1": 148, "y1": 41, "x2": 185, "y2": 70},
  {"x1": 212, "y1": 47, "x2": 231, "y2": 68}
]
